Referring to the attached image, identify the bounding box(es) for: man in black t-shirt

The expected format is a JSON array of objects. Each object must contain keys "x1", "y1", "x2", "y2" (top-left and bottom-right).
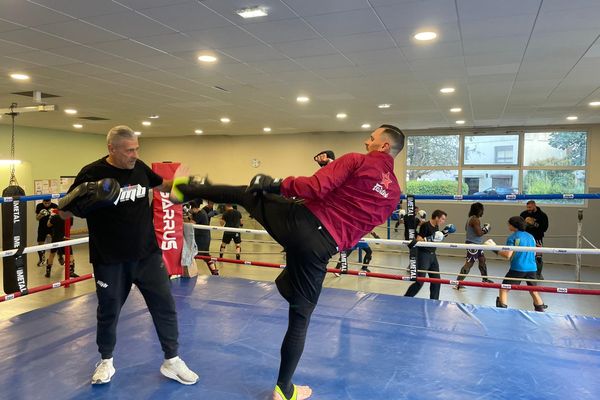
[
  {"x1": 219, "y1": 203, "x2": 243, "y2": 260},
  {"x1": 404, "y1": 209, "x2": 448, "y2": 300},
  {"x1": 35, "y1": 199, "x2": 58, "y2": 266},
  {"x1": 61, "y1": 125, "x2": 197, "y2": 386},
  {"x1": 520, "y1": 200, "x2": 549, "y2": 280},
  {"x1": 46, "y1": 210, "x2": 79, "y2": 278},
  {"x1": 190, "y1": 201, "x2": 219, "y2": 275}
]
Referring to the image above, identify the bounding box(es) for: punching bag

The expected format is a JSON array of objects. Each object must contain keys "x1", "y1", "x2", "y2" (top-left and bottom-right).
[{"x1": 2, "y1": 185, "x2": 28, "y2": 294}]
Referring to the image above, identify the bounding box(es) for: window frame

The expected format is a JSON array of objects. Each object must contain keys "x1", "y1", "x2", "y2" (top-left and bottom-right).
[{"x1": 404, "y1": 130, "x2": 589, "y2": 207}]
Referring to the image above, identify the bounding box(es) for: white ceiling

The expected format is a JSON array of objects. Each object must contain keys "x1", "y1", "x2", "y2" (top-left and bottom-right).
[{"x1": 0, "y1": 0, "x2": 599, "y2": 137}]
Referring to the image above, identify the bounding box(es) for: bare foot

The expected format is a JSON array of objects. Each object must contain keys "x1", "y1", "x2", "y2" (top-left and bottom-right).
[{"x1": 271, "y1": 385, "x2": 312, "y2": 400}]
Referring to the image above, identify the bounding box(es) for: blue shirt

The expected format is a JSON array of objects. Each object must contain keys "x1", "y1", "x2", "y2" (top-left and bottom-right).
[{"x1": 506, "y1": 230, "x2": 537, "y2": 272}]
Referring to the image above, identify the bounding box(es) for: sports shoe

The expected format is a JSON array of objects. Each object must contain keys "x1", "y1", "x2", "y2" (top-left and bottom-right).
[
  {"x1": 45, "y1": 264, "x2": 52, "y2": 278},
  {"x1": 482, "y1": 278, "x2": 494, "y2": 284},
  {"x1": 361, "y1": 266, "x2": 371, "y2": 273},
  {"x1": 58, "y1": 255, "x2": 65, "y2": 266},
  {"x1": 453, "y1": 284, "x2": 465, "y2": 291},
  {"x1": 37, "y1": 256, "x2": 46, "y2": 267},
  {"x1": 91, "y1": 358, "x2": 115, "y2": 385},
  {"x1": 160, "y1": 356, "x2": 198, "y2": 385},
  {"x1": 69, "y1": 267, "x2": 80, "y2": 278}
]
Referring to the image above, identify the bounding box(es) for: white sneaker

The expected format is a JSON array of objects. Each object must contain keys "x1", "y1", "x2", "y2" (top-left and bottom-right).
[
  {"x1": 91, "y1": 358, "x2": 115, "y2": 385},
  {"x1": 160, "y1": 356, "x2": 199, "y2": 385}
]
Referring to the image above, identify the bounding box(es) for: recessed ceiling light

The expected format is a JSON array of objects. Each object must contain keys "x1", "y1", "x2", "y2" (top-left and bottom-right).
[
  {"x1": 263, "y1": 127, "x2": 271, "y2": 132},
  {"x1": 134, "y1": 131, "x2": 142, "y2": 136},
  {"x1": 455, "y1": 120, "x2": 465, "y2": 125},
  {"x1": 149, "y1": 114, "x2": 159, "y2": 119},
  {"x1": 361, "y1": 123, "x2": 371, "y2": 129},
  {"x1": 440, "y1": 87, "x2": 455, "y2": 94},
  {"x1": 64, "y1": 108, "x2": 77, "y2": 115},
  {"x1": 194, "y1": 129, "x2": 203, "y2": 134},
  {"x1": 336, "y1": 113, "x2": 347, "y2": 119},
  {"x1": 10, "y1": 73, "x2": 29, "y2": 80},
  {"x1": 220, "y1": 117, "x2": 231, "y2": 123},
  {"x1": 142, "y1": 121, "x2": 151, "y2": 126},
  {"x1": 566, "y1": 115, "x2": 578, "y2": 120},
  {"x1": 296, "y1": 96, "x2": 310, "y2": 103},
  {"x1": 450, "y1": 107, "x2": 462, "y2": 113},
  {"x1": 377, "y1": 104, "x2": 391, "y2": 109},
  {"x1": 198, "y1": 54, "x2": 218, "y2": 63},
  {"x1": 236, "y1": 6, "x2": 268, "y2": 18},
  {"x1": 414, "y1": 31, "x2": 437, "y2": 41},
  {"x1": 589, "y1": 101, "x2": 600, "y2": 106},
  {"x1": 73, "y1": 124, "x2": 83, "y2": 129}
]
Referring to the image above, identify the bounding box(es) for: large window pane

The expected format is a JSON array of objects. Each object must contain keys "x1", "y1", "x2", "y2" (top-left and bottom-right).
[
  {"x1": 464, "y1": 135, "x2": 519, "y2": 165},
  {"x1": 407, "y1": 135, "x2": 459, "y2": 166},
  {"x1": 524, "y1": 131, "x2": 587, "y2": 166},
  {"x1": 462, "y1": 170, "x2": 519, "y2": 196},
  {"x1": 406, "y1": 170, "x2": 461, "y2": 195},
  {"x1": 523, "y1": 170, "x2": 585, "y2": 194}
]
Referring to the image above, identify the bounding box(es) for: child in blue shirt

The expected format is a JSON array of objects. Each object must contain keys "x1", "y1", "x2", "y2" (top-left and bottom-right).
[{"x1": 485, "y1": 216, "x2": 547, "y2": 312}]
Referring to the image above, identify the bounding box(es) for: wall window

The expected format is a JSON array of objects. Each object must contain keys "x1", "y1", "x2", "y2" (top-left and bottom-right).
[
  {"x1": 405, "y1": 131, "x2": 587, "y2": 205},
  {"x1": 494, "y1": 145, "x2": 513, "y2": 164}
]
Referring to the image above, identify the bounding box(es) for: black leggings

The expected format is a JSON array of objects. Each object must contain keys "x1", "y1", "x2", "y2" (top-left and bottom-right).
[
  {"x1": 404, "y1": 251, "x2": 441, "y2": 300},
  {"x1": 180, "y1": 184, "x2": 338, "y2": 396}
]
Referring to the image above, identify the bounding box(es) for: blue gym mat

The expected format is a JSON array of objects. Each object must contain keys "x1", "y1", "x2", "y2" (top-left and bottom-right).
[{"x1": 0, "y1": 276, "x2": 598, "y2": 400}]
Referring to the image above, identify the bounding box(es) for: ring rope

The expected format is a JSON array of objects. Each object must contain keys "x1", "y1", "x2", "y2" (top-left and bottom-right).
[
  {"x1": 191, "y1": 224, "x2": 600, "y2": 255},
  {"x1": 196, "y1": 255, "x2": 600, "y2": 296},
  {"x1": 0, "y1": 273, "x2": 93, "y2": 303}
]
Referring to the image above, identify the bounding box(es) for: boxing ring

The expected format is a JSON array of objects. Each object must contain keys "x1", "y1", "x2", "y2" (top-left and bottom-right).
[
  {"x1": 1, "y1": 275, "x2": 599, "y2": 399},
  {"x1": 1, "y1": 193, "x2": 600, "y2": 399}
]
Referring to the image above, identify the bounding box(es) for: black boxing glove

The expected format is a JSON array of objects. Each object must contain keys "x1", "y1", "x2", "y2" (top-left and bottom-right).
[
  {"x1": 246, "y1": 174, "x2": 282, "y2": 195},
  {"x1": 59, "y1": 178, "x2": 121, "y2": 218},
  {"x1": 313, "y1": 150, "x2": 335, "y2": 167}
]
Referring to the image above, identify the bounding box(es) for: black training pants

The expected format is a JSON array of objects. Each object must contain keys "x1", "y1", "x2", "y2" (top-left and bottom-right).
[
  {"x1": 404, "y1": 251, "x2": 441, "y2": 300},
  {"x1": 182, "y1": 184, "x2": 338, "y2": 396},
  {"x1": 93, "y1": 250, "x2": 179, "y2": 359}
]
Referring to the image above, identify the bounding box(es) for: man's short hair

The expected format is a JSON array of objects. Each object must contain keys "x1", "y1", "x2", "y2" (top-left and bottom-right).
[
  {"x1": 526, "y1": 200, "x2": 536, "y2": 206},
  {"x1": 379, "y1": 124, "x2": 405, "y2": 156},
  {"x1": 107, "y1": 125, "x2": 136, "y2": 145},
  {"x1": 432, "y1": 209, "x2": 447, "y2": 219}
]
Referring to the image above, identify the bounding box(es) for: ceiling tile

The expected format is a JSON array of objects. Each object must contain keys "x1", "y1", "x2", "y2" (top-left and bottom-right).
[
  {"x1": 199, "y1": 0, "x2": 298, "y2": 24},
  {"x1": 283, "y1": 0, "x2": 370, "y2": 17},
  {"x1": 27, "y1": 0, "x2": 129, "y2": 18},
  {"x1": 376, "y1": 0, "x2": 458, "y2": 31},
  {"x1": 242, "y1": 19, "x2": 320, "y2": 44},
  {"x1": 273, "y1": 38, "x2": 338, "y2": 58},
  {"x1": 218, "y1": 44, "x2": 287, "y2": 63},
  {"x1": 457, "y1": 0, "x2": 541, "y2": 21},
  {"x1": 83, "y1": 12, "x2": 175, "y2": 38},
  {"x1": 304, "y1": 8, "x2": 384, "y2": 37},
  {"x1": 0, "y1": 28, "x2": 72, "y2": 50},
  {"x1": 536, "y1": 5, "x2": 600, "y2": 32},
  {"x1": 327, "y1": 31, "x2": 397, "y2": 54},
  {"x1": 460, "y1": 14, "x2": 536, "y2": 40},
  {"x1": 0, "y1": 0, "x2": 73, "y2": 26},
  {"x1": 35, "y1": 20, "x2": 124, "y2": 44},
  {"x1": 139, "y1": 2, "x2": 231, "y2": 32},
  {"x1": 293, "y1": 54, "x2": 353, "y2": 70},
  {"x1": 93, "y1": 39, "x2": 166, "y2": 58},
  {"x1": 184, "y1": 26, "x2": 262, "y2": 49},
  {"x1": 5, "y1": 50, "x2": 78, "y2": 66}
]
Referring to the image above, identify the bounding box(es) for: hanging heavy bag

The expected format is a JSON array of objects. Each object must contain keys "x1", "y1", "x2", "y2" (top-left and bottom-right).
[{"x1": 2, "y1": 185, "x2": 28, "y2": 294}]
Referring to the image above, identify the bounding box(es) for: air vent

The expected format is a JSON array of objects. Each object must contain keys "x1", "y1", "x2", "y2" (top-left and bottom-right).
[
  {"x1": 79, "y1": 116, "x2": 110, "y2": 121},
  {"x1": 11, "y1": 91, "x2": 60, "y2": 98}
]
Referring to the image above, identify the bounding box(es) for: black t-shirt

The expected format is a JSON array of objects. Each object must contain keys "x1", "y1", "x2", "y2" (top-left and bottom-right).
[
  {"x1": 69, "y1": 156, "x2": 163, "y2": 264},
  {"x1": 418, "y1": 221, "x2": 438, "y2": 253},
  {"x1": 519, "y1": 207, "x2": 549, "y2": 240},
  {"x1": 49, "y1": 214, "x2": 73, "y2": 242},
  {"x1": 221, "y1": 209, "x2": 242, "y2": 228},
  {"x1": 36, "y1": 202, "x2": 58, "y2": 231}
]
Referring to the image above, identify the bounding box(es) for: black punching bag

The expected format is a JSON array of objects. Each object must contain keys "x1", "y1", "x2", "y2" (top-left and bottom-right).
[{"x1": 2, "y1": 185, "x2": 28, "y2": 294}]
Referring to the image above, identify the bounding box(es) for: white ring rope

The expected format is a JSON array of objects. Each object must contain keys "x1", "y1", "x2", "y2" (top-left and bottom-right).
[
  {"x1": 0, "y1": 237, "x2": 89, "y2": 258},
  {"x1": 190, "y1": 224, "x2": 600, "y2": 256}
]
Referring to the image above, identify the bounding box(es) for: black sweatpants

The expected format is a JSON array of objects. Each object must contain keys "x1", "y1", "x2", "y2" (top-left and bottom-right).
[
  {"x1": 93, "y1": 250, "x2": 179, "y2": 359},
  {"x1": 404, "y1": 250, "x2": 441, "y2": 300},
  {"x1": 179, "y1": 184, "x2": 338, "y2": 397}
]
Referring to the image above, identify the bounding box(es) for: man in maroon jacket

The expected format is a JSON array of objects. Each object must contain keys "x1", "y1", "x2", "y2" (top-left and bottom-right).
[{"x1": 172, "y1": 124, "x2": 404, "y2": 400}]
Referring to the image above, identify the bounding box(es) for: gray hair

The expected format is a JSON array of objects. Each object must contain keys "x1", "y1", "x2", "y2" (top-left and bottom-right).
[{"x1": 107, "y1": 125, "x2": 136, "y2": 145}]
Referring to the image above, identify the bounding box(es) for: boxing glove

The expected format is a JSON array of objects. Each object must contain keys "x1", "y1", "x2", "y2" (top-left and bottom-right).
[
  {"x1": 484, "y1": 238, "x2": 499, "y2": 255},
  {"x1": 59, "y1": 178, "x2": 121, "y2": 218},
  {"x1": 246, "y1": 174, "x2": 281, "y2": 195},
  {"x1": 426, "y1": 231, "x2": 445, "y2": 242},
  {"x1": 482, "y1": 223, "x2": 491, "y2": 234},
  {"x1": 442, "y1": 223, "x2": 456, "y2": 236}
]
